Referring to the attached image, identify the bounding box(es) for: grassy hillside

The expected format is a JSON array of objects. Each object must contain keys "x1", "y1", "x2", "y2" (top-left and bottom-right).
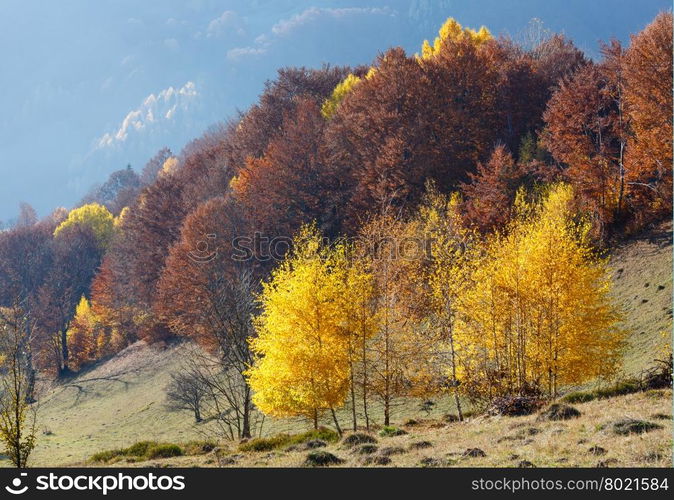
[
  {"x1": 94, "y1": 389, "x2": 674, "y2": 468},
  {"x1": 24, "y1": 339, "x2": 464, "y2": 466},
  {"x1": 609, "y1": 221, "x2": 672, "y2": 376},
  {"x1": 14, "y1": 222, "x2": 673, "y2": 467},
  {"x1": 29, "y1": 341, "x2": 204, "y2": 466}
]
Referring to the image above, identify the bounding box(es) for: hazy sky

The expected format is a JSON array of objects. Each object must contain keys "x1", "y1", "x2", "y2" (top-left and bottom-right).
[{"x1": 0, "y1": 0, "x2": 669, "y2": 222}]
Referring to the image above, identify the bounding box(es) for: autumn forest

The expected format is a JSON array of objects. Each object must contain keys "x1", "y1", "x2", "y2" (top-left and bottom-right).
[{"x1": 0, "y1": 13, "x2": 672, "y2": 467}]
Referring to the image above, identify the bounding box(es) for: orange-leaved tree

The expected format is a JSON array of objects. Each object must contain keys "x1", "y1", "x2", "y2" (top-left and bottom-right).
[{"x1": 623, "y1": 12, "x2": 673, "y2": 221}]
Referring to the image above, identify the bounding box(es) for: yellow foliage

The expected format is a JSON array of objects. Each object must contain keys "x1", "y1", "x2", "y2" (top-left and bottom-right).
[
  {"x1": 321, "y1": 73, "x2": 364, "y2": 119},
  {"x1": 95, "y1": 330, "x2": 109, "y2": 358},
  {"x1": 336, "y1": 243, "x2": 379, "y2": 353},
  {"x1": 114, "y1": 206, "x2": 129, "y2": 227},
  {"x1": 419, "y1": 17, "x2": 492, "y2": 60},
  {"x1": 356, "y1": 211, "x2": 438, "y2": 419},
  {"x1": 334, "y1": 240, "x2": 380, "y2": 424},
  {"x1": 95, "y1": 328, "x2": 125, "y2": 358},
  {"x1": 160, "y1": 156, "x2": 179, "y2": 177},
  {"x1": 228, "y1": 174, "x2": 241, "y2": 192},
  {"x1": 247, "y1": 224, "x2": 352, "y2": 422},
  {"x1": 66, "y1": 296, "x2": 99, "y2": 371},
  {"x1": 319, "y1": 66, "x2": 378, "y2": 119},
  {"x1": 455, "y1": 184, "x2": 625, "y2": 398},
  {"x1": 68, "y1": 296, "x2": 128, "y2": 369},
  {"x1": 247, "y1": 184, "x2": 627, "y2": 420},
  {"x1": 54, "y1": 203, "x2": 114, "y2": 249},
  {"x1": 411, "y1": 184, "x2": 478, "y2": 413}
]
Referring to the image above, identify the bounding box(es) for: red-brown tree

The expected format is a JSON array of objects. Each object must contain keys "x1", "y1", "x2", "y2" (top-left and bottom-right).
[
  {"x1": 156, "y1": 196, "x2": 257, "y2": 438},
  {"x1": 542, "y1": 62, "x2": 626, "y2": 234},
  {"x1": 224, "y1": 66, "x2": 353, "y2": 174},
  {"x1": 462, "y1": 145, "x2": 530, "y2": 232},
  {"x1": 624, "y1": 12, "x2": 673, "y2": 221}
]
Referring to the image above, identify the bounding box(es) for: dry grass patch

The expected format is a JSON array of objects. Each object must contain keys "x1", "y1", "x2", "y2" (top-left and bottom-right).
[{"x1": 181, "y1": 390, "x2": 672, "y2": 468}]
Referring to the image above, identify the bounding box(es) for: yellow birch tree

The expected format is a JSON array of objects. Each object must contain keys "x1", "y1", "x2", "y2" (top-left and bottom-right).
[
  {"x1": 246, "y1": 224, "x2": 351, "y2": 432},
  {"x1": 456, "y1": 184, "x2": 625, "y2": 401}
]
